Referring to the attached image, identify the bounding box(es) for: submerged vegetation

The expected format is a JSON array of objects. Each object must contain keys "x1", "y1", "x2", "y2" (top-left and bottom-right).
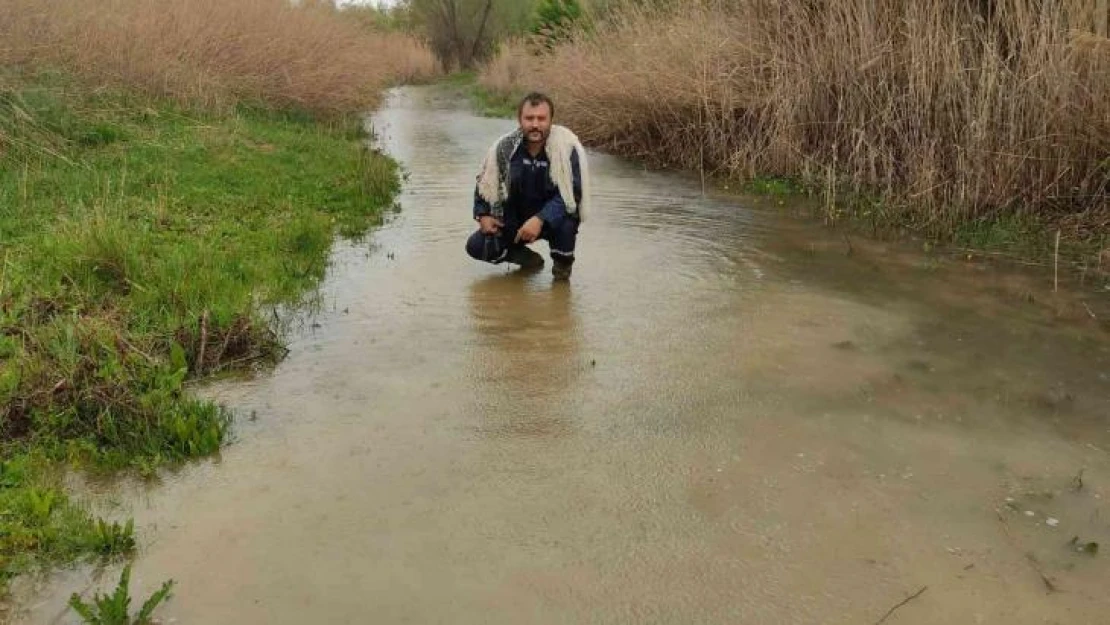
[{"x1": 68, "y1": 564, "x2": 174, "y2": 625}]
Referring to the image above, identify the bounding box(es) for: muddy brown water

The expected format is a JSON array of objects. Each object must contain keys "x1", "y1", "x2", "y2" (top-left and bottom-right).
[{"x1": 8, "y1": 87, "x2": 1110, "y2": 624}]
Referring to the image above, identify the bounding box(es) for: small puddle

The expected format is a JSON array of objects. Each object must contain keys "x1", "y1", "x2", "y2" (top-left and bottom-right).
[{"x1": 7, "y1": 86, "x2": 1110, "y2": 624}]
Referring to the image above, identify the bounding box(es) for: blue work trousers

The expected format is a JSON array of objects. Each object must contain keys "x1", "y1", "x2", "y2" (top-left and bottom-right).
[{"x1": 466, "y1": 215, "x2": 578, "y2": 264}]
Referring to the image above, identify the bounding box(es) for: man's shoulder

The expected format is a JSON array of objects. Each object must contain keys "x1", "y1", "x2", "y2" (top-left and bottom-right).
[
  {"x1": 491, "y1": 129, "x2": 522, "y2": 150},
  {"x1": 549, "y1": 124, "x2": 581, "y2": 143}
]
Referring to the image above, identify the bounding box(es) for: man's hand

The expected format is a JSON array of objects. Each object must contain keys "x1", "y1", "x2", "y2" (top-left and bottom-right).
[
  {"x1": 478, "y1": 215, "x2": 502, "y2": 235},
  {"x1": 515, "y1": 216, "x2": 543, "y2": 243}
]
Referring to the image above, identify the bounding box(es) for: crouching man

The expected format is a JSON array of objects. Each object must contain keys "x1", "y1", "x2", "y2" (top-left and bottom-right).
[{"x1": 466, "y1": 92, "x2": 589, "y2": 281}]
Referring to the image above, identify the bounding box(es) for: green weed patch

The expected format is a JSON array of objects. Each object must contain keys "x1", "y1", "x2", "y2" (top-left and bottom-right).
[{"x1": 0, "y1": 70, "x2": 398, "y2": 591}]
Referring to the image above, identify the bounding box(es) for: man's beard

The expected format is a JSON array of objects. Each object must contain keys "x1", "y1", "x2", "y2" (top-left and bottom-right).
[{"x1": 525, "y1": 128, "x2": 548, "y2": 142}]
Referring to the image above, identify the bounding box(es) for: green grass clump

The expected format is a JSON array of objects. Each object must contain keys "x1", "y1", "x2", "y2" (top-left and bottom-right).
[
  {"x1": 469, "y1": 84, "x2": 519, "y2": 119},
  {"x1": 0, "y1": 69, "x2": 399, "y2": 591},
  {"x1": 441, "y1": 72, "x2": 519, "y2": 119},
  {"x1": 69, "y1": 564, "x2": 173, "y2": 625},
  {"x1": 743, "y1": 176, "x2": 803, "y2": 196},
  {"x1": 0, "y1": 454, "x2": 136, "y2": 591}
]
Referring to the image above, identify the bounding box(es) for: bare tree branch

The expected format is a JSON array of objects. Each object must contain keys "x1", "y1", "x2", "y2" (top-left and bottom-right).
[{"x1": 467, "y1": 0, "x2": 495, "y2": 68}]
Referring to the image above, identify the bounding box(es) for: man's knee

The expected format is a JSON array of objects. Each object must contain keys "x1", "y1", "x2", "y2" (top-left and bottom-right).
[
  {"x1": 466, "y1": 230, "x2": 506, "y2": 263},
  {"x1": 555, "y1": 217, "x2": 578, "y2": 236},
  {"x1": 465, "y1": 231, "x2": 487, "y2": 260},
  {"x1": 547, "y1": 218, "x2": 579, "y2": 257}
]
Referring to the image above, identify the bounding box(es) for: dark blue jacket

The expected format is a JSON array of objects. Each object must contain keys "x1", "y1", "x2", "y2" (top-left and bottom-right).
[{"x1": 474, "y1": 144, "x2": 582, "y2": 226}]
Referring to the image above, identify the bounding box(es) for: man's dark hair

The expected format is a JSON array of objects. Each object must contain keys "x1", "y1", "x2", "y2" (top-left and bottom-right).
[{"x1": 517, "y1": 92, "x2": 555, "y2": 119}]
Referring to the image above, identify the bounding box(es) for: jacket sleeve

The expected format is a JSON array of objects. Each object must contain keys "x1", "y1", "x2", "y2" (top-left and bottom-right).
[
  {"x1": 473, "y1": 181, "x2": 492, "y2": 219},
  {"x1": 538, "y1": 149, "x2": 582, "y2": 225}
]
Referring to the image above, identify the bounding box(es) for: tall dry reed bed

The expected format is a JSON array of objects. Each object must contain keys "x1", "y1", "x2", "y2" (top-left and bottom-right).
[
  {"x1": 0, "y1": 0, "x2": 438, "y2": 115},
  {"x1": 484, "y1": 0, "x2": 1109, "y2": 252}
]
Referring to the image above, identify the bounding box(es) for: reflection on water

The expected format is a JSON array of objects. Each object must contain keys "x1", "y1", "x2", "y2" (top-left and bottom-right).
[{"x1": 467, "y1": 275, "x2": 581, "y2": 440}]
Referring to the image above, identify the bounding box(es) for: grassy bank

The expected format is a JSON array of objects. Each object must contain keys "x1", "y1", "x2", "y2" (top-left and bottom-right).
[
  {"x1": 479, "y1": 0, "x2": 1109, "y2": 268},
  {"x1": 441, "y1": 72, "x2": 520, "y2": 118},
  {"x1": 0, "y1": 68, "x2": 398, "y2": 595},
  {"x1": 0, "y1": 0, "x2": 432, "y2": 602}
]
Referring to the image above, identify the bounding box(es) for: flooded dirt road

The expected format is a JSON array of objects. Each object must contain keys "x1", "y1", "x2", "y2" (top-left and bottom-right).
[{"x1": 11, "y1": 87, "x2": 1110, "y2": 624}]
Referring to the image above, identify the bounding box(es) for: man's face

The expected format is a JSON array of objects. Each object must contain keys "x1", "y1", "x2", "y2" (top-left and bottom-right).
[{"x1": 519, "y1": 101, "x2": 552, "y2": 145}]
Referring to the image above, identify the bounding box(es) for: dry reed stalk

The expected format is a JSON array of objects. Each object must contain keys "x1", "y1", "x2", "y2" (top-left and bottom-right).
[
  {"x1": 1055, "y1": 230, "x2": 1062, "y2": 291},
  {"x1": 198, "y1": 309, "x2": 210, "y2": 375}
]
